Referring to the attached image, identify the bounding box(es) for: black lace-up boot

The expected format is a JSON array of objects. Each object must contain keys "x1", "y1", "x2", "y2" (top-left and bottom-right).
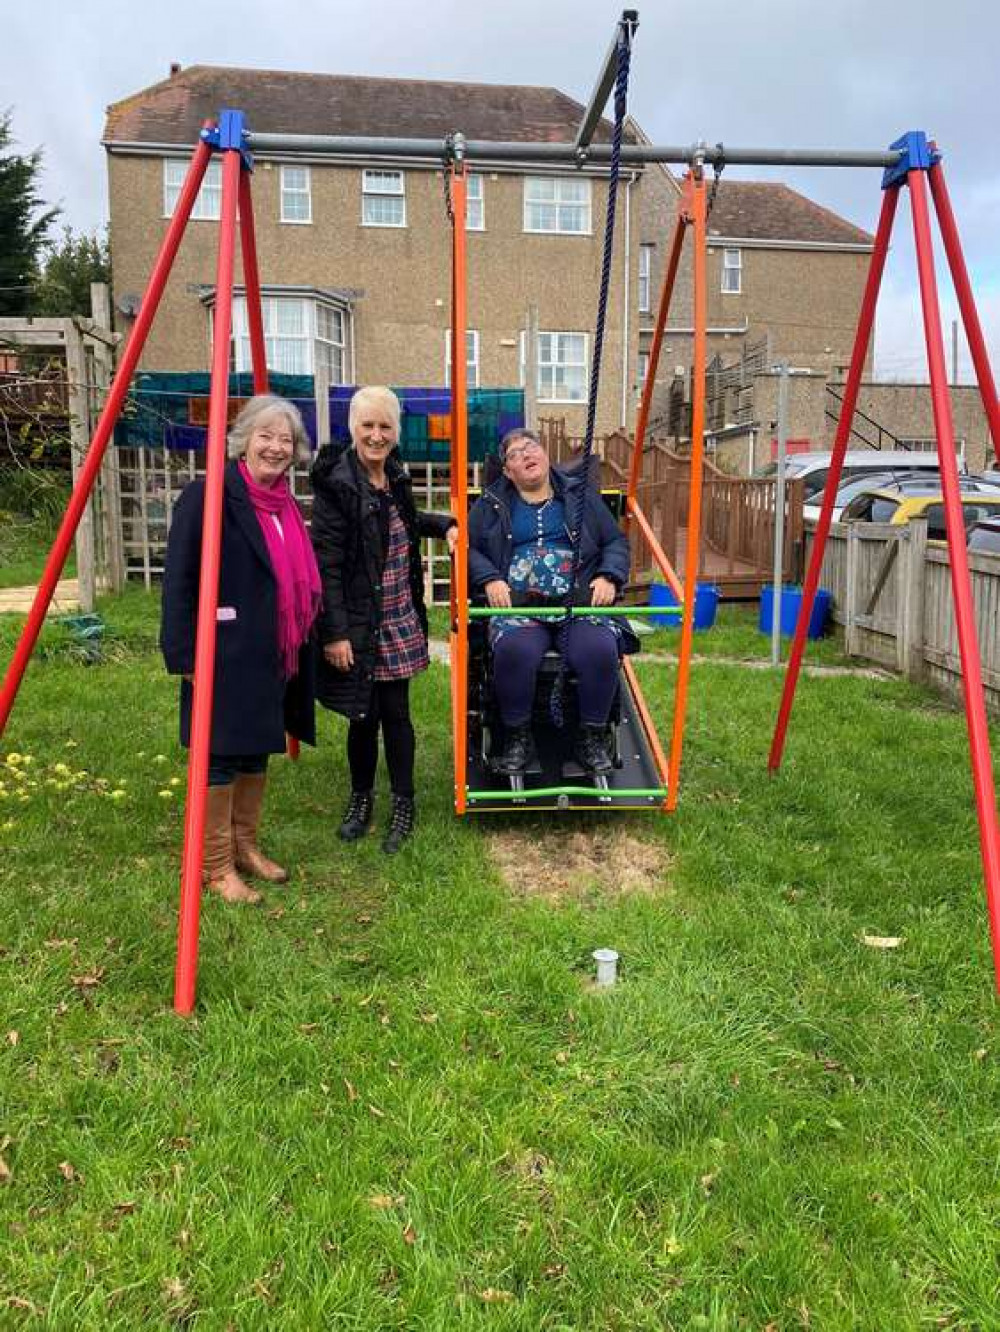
[
  {"x1": 574, "y1": 724, "x2": 614, "y2": 775},
  {"x1": 338, "y1": 790, "x2": 374, "y2": 842},
  {"x1": 382, "y1": 795, "x2": 416, "y2": 855},
  {"x1": 494, "y1": 724, "x2": 535, "y2": 774}
]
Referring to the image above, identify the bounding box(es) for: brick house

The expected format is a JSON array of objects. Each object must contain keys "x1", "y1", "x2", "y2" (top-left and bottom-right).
[
  {"x1": 634, "y1": 150, "x2": 875, "y2": 430},
  {"x1": 102, "y1": 64, "x2": 643, "y2": 438}
]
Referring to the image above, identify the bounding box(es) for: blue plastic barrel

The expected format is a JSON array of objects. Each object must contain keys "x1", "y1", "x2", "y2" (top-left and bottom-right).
[
  {"x1": 759, "y1": 585, "x2": 831, "y2": 639},
  {"x1": 648, "y1": 582, "x2": 720, "y2": 630}
]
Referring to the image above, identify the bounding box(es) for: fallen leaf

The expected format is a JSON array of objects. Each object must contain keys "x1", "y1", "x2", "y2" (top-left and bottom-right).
[
  {"x1": 265, "y1": 906, "x2": 285, "y2": 921},
  {"x1": 368, "y1": 1103, "x2": 386, "y2": 1119},
  {"x1": 368, "y1": 1193, "x2": 403, "y2": 1210},
  {"x1": 44, "y1": 937, "x2": 78, "y2": 950},
  {"x1": 343, "y1": 1078, "x2": 358, "y2": 1103},
  {"x1": 554, "y1": 1050, "x2": 569, "y2": 1065},
  {"x1": 162, "y1": 1276, "x2": 186, "y2": 1302},
  {"x1": 974, "y1": 1048, "x2": 989, "y2": 1062},
  {"x1": 113, "y1": 1200, "x2": 137, "y2": 1215},
  {"x1": 71, "y1": 967, "x2": 106, "y2": 990},
  {"x1": 0, "y1": 1155, "x2": 11, "y2": 1183},
  {"x1": 478, "y1": 1288, "x2": 514, "y2": 1304},
  {"x1": 418, "y1": 1011, "x2": 438, "y2": 1024},
  {"x1": 58, "y1": 1160, "x2": 81, "y2": 1183},
  {"x1": 6, "y1": 1297, "x2": 40, "y2": 1315},
  {"x1": 862, "y1": 934, "x2": 904, "y2": 950},
  {"x1": 298, "y1": 1023, "x2": 319, "y2": 1034},
  {"x1": 5, "y1": 1030, "x2": 18, "y2": 1046},
  {"x1": 700, "y1": 1171, "x2": 718, "y2": 1196},
  {"x1": 402, "y1": 1223, "x2": 417, "y2": 1245},
  {"x1": 356, "y1": 913, "x2": 373, "y2": 924},
  {"x1": 542, "y1": 1263, "x2": 566, "y2": 1279}
]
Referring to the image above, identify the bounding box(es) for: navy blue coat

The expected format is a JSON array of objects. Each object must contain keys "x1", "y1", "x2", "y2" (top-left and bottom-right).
[
  {"x1": 467, "y1": 466, "x2": 631, "y2": 599},
  {"x1": 160, "y1": 460, "x2": 316, "y2": 755}
]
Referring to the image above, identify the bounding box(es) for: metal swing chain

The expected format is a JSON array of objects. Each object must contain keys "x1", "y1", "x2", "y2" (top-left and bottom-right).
[
  {"x1": 707, "y1": 142, "x2": 725, "y2": 220},
  {"x1": 550, "y1": 24, "x2": 632, "y2": 728},
  {"x1": 442, "y1": 133, "x2": 456, "y2": 221}
]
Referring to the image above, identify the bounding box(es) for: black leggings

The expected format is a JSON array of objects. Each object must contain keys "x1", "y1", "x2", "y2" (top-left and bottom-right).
[{"x1": 347, "y1": 679, "x2": 415, "y2": 797}]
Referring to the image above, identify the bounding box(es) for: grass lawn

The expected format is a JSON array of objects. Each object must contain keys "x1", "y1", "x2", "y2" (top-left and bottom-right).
[{"x1": 2, "y1": 595, "x2": 999, "y2": 1329}]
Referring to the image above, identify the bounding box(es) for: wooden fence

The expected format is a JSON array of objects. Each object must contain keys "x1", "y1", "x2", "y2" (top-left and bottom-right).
[{"x1": 806, "y1": 518, "x2": 1000, "y2": 714}]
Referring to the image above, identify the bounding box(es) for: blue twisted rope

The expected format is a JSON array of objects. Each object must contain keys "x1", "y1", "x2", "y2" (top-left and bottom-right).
[{"x1": 551, "y1": 28, "x2": 631, "y2": 727}]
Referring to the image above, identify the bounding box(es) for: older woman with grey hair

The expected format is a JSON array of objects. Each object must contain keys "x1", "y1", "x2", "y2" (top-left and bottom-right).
[{"x1": 161, "y1": 393, "x2": 321, "y2": 903}]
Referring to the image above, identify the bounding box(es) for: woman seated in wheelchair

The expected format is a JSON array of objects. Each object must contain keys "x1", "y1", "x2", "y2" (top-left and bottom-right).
[{"x1": 467, "y1": 427, "x2": 634, "y2": 776}]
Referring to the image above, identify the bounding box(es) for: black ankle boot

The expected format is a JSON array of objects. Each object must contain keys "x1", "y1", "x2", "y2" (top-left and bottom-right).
[
  {"x1": 339, "y1": 790, "x2": 374, "y2": 842},
  {"x1": 494, "y1": 724, "x2": 535, "y2": 774},
  {"x1": 574, "y1": 724, "x2": 613, "y2": 775},
  {"x1": 382, "y1": 795, "x2": 416, "y2": 855}
]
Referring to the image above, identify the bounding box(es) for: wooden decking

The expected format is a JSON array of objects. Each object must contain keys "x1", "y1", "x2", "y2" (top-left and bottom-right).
[{"x1": 0, "y1": 580, "x2": 81, "y2": 615}]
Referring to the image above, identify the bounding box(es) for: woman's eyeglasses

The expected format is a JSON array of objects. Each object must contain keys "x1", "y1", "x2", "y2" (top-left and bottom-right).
[{"x1": 504, "y1": 440, "x2": 544, "y2": 465}]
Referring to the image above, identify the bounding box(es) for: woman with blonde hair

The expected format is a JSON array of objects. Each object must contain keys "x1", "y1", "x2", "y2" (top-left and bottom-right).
[
  {"x1": 161, "y1": 393, "x2": 321, "y2": 902},
  {"x1": 310, "y1": 386, "x2": 456, "y2": 853}
]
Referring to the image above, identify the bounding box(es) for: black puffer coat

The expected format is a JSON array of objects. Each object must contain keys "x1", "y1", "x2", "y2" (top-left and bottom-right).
[{"x1": 310, "y1": 445, "x2": 455, "y2": 720}]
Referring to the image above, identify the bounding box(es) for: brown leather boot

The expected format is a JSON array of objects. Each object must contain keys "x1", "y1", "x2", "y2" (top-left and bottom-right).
[
  {"x1": 232, "y1": 772, "x2": 289, "y2": 883},
  {"x1": 203, "y1": 783, "x2": 262, "y2": 904}
]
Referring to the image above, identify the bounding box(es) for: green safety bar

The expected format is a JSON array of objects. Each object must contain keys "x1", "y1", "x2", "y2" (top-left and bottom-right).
[
  {"x1": 466, "y1": 785, "x2": 667, "y2": 801},
  {"x1": 467, "y1": 605, "x2": 681, "y2": 619}
]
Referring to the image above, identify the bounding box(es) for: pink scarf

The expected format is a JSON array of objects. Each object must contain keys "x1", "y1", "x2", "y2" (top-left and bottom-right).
[{"x1": 239, "y1": 460, "x2": 322, "y2": 679}]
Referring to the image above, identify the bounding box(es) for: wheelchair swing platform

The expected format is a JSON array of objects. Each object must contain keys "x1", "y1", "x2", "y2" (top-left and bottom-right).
[{"x1": 464, "y1": 669, "x2": 667, "y2": 813}]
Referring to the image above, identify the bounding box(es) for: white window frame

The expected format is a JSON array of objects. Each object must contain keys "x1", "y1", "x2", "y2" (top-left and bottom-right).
[
  {"x1": 519, "y1": 330, "x2": 589, "y2": 403},
  {"x1": 227, "y1": 296, "x2": 346, "y2": 379},
  {"x1": 523, "y1": 176, "x2": 592, "y2": 235},
  {"x1": 445, "y1": 329, "x2": 481, "y2": 389},
  {"x1": 164, "y1": 159, "x2": 221, "y2": 220},
  {"x1": 315, "y1": 305, "x2": 346, "y2": 383},
  {"x1": 361, "y1": 169, "x2": 406, "y2": 228},
  {"x1": 722, "y1": 247, "x2": 742, "y2": 294},
  {"x1": 638, "y1": 244, "x2": 654, "y2": 313},
  {"x1": 637, "y1": 351, "x2": 650, "y2": 396},
  {"x1": 280, "y1": 165, "x2": 312, "y2": 224},
  {"x1": 465, "y1": 173, "x2": 485, "y2": 231}
]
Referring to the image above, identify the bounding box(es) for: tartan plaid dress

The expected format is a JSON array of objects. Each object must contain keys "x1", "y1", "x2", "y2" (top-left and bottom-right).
[{"x1": 374, "y1": 500, "x2": 429, "y2": 681}]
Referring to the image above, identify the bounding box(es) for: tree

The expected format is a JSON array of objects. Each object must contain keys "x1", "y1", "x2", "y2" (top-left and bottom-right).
[
  {"x1": 35, "y1": 226, "x2": 111, "y2": 316},
  {"x1": 0, "y1": 110, "x2": 59, "y2": 316}
]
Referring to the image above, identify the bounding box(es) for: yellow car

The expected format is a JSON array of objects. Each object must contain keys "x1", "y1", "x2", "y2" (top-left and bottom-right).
[{"x1": 840, "y1": 486, "x2": 1000, "y2": 541}]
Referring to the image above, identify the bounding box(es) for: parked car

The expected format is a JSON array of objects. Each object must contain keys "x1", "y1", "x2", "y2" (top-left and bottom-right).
[
  {"x1": 803, "y1": 470, "x2": 923, "y2": 522},
  {"x1": 840, "y1": 488, "x2": 1000, "y2": 540},
  {"x1": 967, "y1": 517, "x2": 1000, "y2": 555},
  {"x1": 755, "y1": 449, "x2": 963, "y2": 504}
]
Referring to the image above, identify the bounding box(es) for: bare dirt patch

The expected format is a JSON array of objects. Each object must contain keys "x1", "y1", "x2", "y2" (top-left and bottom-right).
[{"x1": 488, "y1": 826, "x2": 672, "y2": 903}]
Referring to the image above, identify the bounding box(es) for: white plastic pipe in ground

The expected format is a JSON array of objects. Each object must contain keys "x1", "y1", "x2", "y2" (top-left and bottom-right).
[{"x1": 592, "y1": 948, "x2": 619, "y2": 987}]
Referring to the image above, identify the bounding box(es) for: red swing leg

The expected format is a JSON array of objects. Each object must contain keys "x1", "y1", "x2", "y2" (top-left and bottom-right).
[
  {"x1": 0, "y1": 136, "x2": 215, "y2": 740},
  {"x1": 768, "y1": 185, "x2": 899, "y2": 772},
  {"x1": 173, "y1": 146, "x2": 243, "y2": 1016},
  {"x1": 909, "y1": 169, "x2": 1000, "y2": 993}
]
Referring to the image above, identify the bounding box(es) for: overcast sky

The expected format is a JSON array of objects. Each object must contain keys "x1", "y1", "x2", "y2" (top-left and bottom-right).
[{"x1": 5, "y1": 0, "x2": 998, "y2": 382}]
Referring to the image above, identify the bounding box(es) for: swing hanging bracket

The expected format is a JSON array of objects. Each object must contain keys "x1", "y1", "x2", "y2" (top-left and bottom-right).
[{"x1": 882, "y1": 130, "x2": 941, "y2": 190}]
